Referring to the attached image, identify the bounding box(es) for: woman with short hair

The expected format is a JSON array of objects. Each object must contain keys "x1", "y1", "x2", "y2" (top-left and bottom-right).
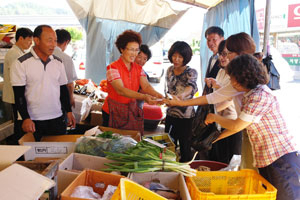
[
  {"x1": 165, "y1": 41, "x2": 198, "y2": 162},
  {"x1": 102, "y1": 30, "x2": 163, "y2": 134},
  {"x1": 205, "y1": 54, "x2": 300, "y2": 200}
]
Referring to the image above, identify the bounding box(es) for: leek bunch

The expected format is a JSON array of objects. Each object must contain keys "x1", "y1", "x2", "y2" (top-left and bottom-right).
[{"x1": 102, "y1": 141, "x2": 197, "y2": 177}]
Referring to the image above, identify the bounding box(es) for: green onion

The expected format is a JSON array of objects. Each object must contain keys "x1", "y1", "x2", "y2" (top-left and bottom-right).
[{"x1": 101, "y1": 141, "x2": 198, "y2": 177}]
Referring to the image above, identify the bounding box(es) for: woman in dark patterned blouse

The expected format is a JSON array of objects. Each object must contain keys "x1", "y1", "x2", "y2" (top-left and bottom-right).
[{"x1": 165, "y1": 41, "x2": 198, "y2": 162}]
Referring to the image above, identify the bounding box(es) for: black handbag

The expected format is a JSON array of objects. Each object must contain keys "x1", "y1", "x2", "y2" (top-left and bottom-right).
[
  {"x1": 191, "y1": 86, "x2": 221, "y2": 152},
  {"x1": 263, "y1": 55, "x2": 280, "y2": 90}
]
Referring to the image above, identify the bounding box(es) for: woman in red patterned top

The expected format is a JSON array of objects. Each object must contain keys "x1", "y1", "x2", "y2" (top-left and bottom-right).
[
  {"x1": 102, "y1": 30, "x2": 163, "y2": 134},
  {"x1": 205, "y1": 54, "x2": 300, "y2": 200}
]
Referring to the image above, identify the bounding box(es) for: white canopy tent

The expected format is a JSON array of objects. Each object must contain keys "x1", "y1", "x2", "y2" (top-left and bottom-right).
[{"x1": 67, "y1": 0, "x2": 189, "y2": 83}]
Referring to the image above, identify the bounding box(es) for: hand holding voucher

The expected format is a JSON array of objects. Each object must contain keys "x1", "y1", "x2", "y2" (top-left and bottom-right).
[{"x1": 164, "y1": 95, "x2": 180, "y2": 107}]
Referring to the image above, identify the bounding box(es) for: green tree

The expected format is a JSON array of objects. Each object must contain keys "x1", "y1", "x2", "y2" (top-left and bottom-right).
[
  {"x1": 66, "y1": 27, "x2": 83, "y2": 42},
  {"x1": 190, "y1": 39, "x2": 200, "y2": 55}
]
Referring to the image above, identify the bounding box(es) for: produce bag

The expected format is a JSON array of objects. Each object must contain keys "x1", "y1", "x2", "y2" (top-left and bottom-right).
[
  {"x1": 80, "y1": 97, "x2": 92, "y2": 121},
  {"x1": 263, "y1": 54, "x2": 280, "y2": 90},
  {"x1": 191, "y1": 86, "x2": 220, "y2": 152},
  {"x1": 75, "y1": 133, "x2": 137, "y2": 157}
]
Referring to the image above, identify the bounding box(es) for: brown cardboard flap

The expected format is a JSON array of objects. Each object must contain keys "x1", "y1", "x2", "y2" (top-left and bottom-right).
[
  {"x1": 40, "y1": 134, "x2": 82, "y2": 142},
  {"x1": 84, "y1": 126, "x2": 141, "y2": 141},
  {"x1": 18, "y1": 132, "x2": 35, "y2": 145}
]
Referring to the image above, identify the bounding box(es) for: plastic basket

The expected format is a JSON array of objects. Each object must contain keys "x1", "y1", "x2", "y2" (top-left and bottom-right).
[
  {"x1": 186, "y1": 169, "x2": 277, "y2": 200},
  {"x1": 190, "y1": 160, "x2": 228, "y2": 171},
  {"x1": 111, "y1": 178, "x2": 167, "y2": 200}
]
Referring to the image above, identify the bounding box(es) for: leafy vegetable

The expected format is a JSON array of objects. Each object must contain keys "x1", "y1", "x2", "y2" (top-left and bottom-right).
[
  {"x1": 101, "y1": 140, "x2": 197, "y2": 177},
  {"x1": 75, "y1": 135, "x2": 137, "y2": 157},
  {"x1": 96, "y1": 131, "x2": 118, "y2": 139}
]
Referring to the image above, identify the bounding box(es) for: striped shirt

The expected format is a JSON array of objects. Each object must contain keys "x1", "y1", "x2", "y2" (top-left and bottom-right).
[{"x1": 239, "y1": 85, "x2": 296, "y2": 168}]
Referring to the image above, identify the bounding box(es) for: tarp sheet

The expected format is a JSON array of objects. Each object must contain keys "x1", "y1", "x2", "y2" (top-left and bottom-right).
[
  {"x1": 67, "y1": 0, "x2": 187, "y2": 83},
  {"x1": 199, "y1": 0, "x2": 260, "y2": 85}
]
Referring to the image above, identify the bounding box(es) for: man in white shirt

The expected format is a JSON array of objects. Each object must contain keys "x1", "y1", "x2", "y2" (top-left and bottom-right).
[
  {"x1": 204, "y1": 26, "x2": 224, "y2": 82},
  {"x1": 54, "y1": 29, "x2": 78, "y2": 107},
  {"x1": 3, "y1": 27, "x2": 33, "y2": 144},
  {"x1": 10, "y1": 25, "x2": 76, "y2": 141}
]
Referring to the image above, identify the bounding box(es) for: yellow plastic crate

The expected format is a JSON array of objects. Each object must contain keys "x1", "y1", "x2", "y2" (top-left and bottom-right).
[
  {"x1": 186, "y1": 169, "x2": 277, "y2": 200},
  {"x1": 111, "y1": 178, "x2": 167, "y2": 200},
  {"x1": 144, "y1": 134, "x2": 176, "y2": 153}
]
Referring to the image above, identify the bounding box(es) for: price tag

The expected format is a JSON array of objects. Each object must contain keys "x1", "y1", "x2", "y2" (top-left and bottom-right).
[{"x1": 143, "y1": 138, "x2": 166, "y2": 149}]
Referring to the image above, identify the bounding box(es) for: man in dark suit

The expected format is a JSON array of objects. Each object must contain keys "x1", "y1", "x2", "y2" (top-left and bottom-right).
[
  {"x1": 196, "y1": 26, "x2": 224, "y2": 160},
  {"x1": 204, "y1": 26, "x2": 224, "y2": 81}
]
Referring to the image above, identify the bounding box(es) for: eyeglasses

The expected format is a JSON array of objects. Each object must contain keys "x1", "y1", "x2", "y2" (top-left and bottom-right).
[
  {"x1": 125, "y1": 48, "x2": 140, "y2": 53},
  {"x1": 219, "y1": 51, "x2": 228, "y2": 57}
]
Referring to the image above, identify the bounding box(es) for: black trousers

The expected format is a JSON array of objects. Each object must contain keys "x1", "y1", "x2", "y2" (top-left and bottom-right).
[
  {"x1": 165, "y1": 115, "x2": 193, "y2": 162},
  {"x1": 33, "y1": 115, "x2": 67, "y2": 141},
  {"x1": 6, "y1": 104, "x2": 25, "y2": 145},
  {"x1": 208, "y1": 130, "x2": 242, "y2": 164},
  {"x1": 102, "y1": 110, "x2": 109, "y2": 127}
]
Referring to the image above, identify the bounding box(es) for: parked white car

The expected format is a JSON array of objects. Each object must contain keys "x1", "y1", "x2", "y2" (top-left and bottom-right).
[{"x1": 143, "y1": 44, "x2": 165, "y2": 83}]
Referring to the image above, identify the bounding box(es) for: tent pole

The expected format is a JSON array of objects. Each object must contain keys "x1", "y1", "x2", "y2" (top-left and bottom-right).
[{"x1": 262, "y1": 0, "x2": 271, "y2": 55}]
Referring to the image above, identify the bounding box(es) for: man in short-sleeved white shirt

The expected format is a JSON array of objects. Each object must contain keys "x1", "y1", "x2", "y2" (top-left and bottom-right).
[
  {"x1": 54, "y1": 29, "x2": 78, "y2": 107},
  {"x1": 10, "y1": 25, "x2": 76, "y2": 141},
  {"x1": 3, "y1": 27, "x2": 33, "y2": 144}
]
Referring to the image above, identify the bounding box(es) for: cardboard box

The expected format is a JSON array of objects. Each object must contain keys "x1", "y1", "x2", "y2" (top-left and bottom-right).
[
  {"x1": 90, "y1": 111, "x2": 103, "y2": 126},
  {"x1": 0, "y1": 146, "x2": 56, "y2": 200},
  {"x1": 91, "y1": 102, "x2": 102, "y2": 111},
  {"x1": 0, "y1": 164, "x2": 55, "y2": 200},
  {"x1": 18, "y1": 132, "x2": 83, "y2": 161},
  {"x1": 61, "y1": 169, "x2": 125, "y2": 200},
  {"x1": 57, "y1": 153, "x2": 115, "y2": 195},
  {"x1": 129, "y1": 172, "x2": 192, "y2": 200},
  {"x1": 84, "y1": 126, "x2": 141, "y2": 142},
  {"x1": 144, "y1": 133, "x2": 176, "y2": 152},
  {"x1": 15, "y1": 160, "x2": 59, "y2": 200}
]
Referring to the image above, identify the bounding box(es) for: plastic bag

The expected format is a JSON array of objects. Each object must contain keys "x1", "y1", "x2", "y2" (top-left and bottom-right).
[
  {"x1": 80, "y1": 97, "x2": 93, "y2": 121},
  {"x1": 191, "y1": 86, "x2": 221, "y2": 152},
  {"x1": 263, "y1": 55, "x2": 280, "y2": 90},
  {"x1": 71, "y1": 186, "x2": 101, "y2": 200},
  {"x1": 75, "y1": 135, "x2": 137, "y2": 157},
  {"x1": 101, "y1": 185, "x2": 117, "y2": 200},
  {"x1": 220, "y1": 154, "x2": 241, "y2": 171}
]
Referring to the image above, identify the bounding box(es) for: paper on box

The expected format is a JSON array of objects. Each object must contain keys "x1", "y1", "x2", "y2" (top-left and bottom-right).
[
  {"x1": 0, "y1": 145, "x2": 31, "y2": 171},
  {"x1": 19, "y1": 132, "x2": 82, "y2": 161},
  {"x1": 0, "y1": 164, "x2": 55, "y2": 200}
]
